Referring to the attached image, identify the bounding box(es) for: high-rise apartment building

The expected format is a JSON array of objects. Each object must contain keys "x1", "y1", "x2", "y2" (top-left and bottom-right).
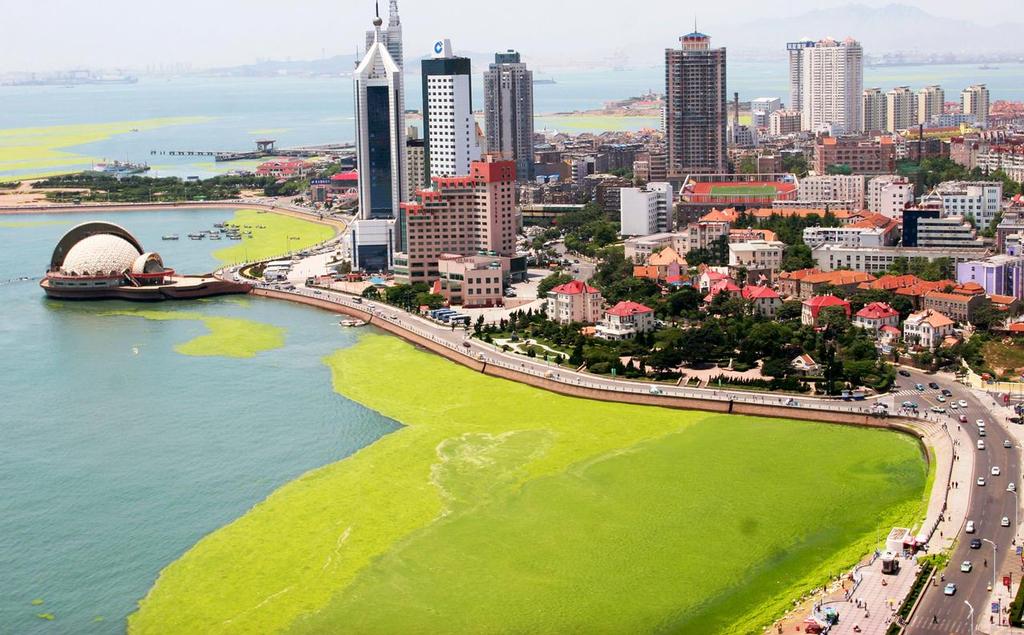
[
  {"x1": 862, "y1": 88, "x2": 886, "y2": 132},
  {"x1": 886, "y1": 86, "x2": 916, "y2": 132},
  {"x1": 797, "y1": 38, "x2": 864, "y2": 134},
  {"x1": 483, "y1": 50, "x2": 534, "y2": 182},
  {"x1": 665, "y1": 31, "x2": 727, "y2": 179},
  {"x1": 787, "y1": 39, "x2": 815, "y2": 112},
  {"x1": 750, "y1": 97, "x2": 782, "y2": 128},
  {"x1": 769, "y1": 109, "x2": 802, "y2": 136},
  {"x1": 395, "y1": 156, "x2": 517, "y2": 284},
  {"x1": 962, "y1": 84, "x2": 990, "y2": 127},
  {"x1": 917, "y1": 85, "x2": 944, "y2": 125},
  {"x1": 421, "y1": 39, "x2": 481, "y2": 179}
]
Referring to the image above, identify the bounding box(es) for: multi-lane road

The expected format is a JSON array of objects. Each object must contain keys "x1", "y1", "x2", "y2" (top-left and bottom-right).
[{"x1": 895, "y1": 368, "x2": 1021, "y2": 634}]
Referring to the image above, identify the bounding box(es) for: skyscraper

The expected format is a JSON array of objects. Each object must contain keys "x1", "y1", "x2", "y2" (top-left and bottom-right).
[
  {"x1": 962, "y1": 84, "x2": 990, "y2": 126},
  {"x1": 786, "y1": 39, "x2": 814, "y2": 112},
  {"x1": 797, "y1": 37, "x2": 864, "y2": 134},
  {"x1": 917, "y1": 85, "x2": 944, "y2": 125},
  {"x1": 349, "y1": 7, "x2": 404, "y2": 271},
  {"x1": 421, "y1": 39, "x2": 481, "y2": 179},
  {"x1": 862, "y1": 87, "x2": 885, "y2": 133},
  {"x1": 886, "y1": 86, "x2": 915, "y2": 132},
  {"x1": 483, "y1": 50, "x2": 535, "y2": 181},
  {"x1": 365, "y1": 1, "x2": 402, "y2": 71},
  {"x1": 665, "y1": 31, "x2": 727, "y2": 179}
]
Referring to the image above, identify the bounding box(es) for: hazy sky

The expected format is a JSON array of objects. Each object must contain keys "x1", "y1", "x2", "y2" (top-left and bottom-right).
[{"x1": 1, "y1": 0, "x2": 1019, "y2": 72}]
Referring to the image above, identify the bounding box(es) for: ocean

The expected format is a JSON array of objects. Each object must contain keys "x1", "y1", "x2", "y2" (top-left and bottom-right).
[
  {"x1": 1, "y1": 61, "x2": 1022, "y2": 180},
  {"x1": 0, "y1": 209, "x2": 400, "y2": 633}
]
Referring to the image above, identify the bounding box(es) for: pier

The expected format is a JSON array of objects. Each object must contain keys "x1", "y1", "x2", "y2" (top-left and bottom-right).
[{"x1": 150, "y1": 139, "x2": 356, "y2": 162}]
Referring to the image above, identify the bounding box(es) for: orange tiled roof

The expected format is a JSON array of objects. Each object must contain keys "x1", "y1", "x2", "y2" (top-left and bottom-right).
[
  {"x1": 699, "y1": 208, "x2": 739, "y2": 224},
  {"x1": 648, "y1": 247, "x2": 688, "y2": 267},
  {"x1": 858, "y1": 274, "x2": 921, "y2": 291},
  {"x1": 778, "y1": 267, "x2": 822, "y2": 281},
  {"x1": 802, "y1": 270, "x2": 876, "y2": 286}
]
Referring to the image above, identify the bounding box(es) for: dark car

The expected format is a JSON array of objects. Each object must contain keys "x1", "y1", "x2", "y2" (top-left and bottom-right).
[
  {"x1": 899, "y1": 369, "x2": 911, "y2": 377},
  {"x1": 942, "y1": 389, "x2": 953, "y2": 396},
  {"x1": 929, "y1": 382, "x2": 940, "y2": 390},
  {"x1": 970, "y1": 538, "x2": 982, "y2": 549}
]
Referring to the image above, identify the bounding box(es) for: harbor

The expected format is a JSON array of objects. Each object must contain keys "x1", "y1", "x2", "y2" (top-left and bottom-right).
[{"x1": 150, "y1": 139, "x2": 356, "y2": 162}]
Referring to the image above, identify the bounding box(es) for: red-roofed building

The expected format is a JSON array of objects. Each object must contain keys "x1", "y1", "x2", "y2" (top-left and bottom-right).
[
  {"x1": 742, "y1": 284, "x2": 782, "y2": 317},
  {"x1": 596, "y1": 301, "x2": 654, "y2": 340},
  {"x1": 546, "y1": 279, "x2": 604, "y2": 324},
  {"x1": 801, "y1": 295, "x2": 851, "y2": 326},
  {"x1": 256, "y1": 159, "x2": 313, "y2": 178},
  {"x1": 704, "y1": 279, "x2": 742, "y2": 304},
  {"x1": 853, "y1": 302, "x2": 900, "y2": 334}
]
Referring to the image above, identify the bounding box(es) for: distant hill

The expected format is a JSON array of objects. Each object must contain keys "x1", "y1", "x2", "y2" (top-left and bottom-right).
[
  {"x1": 198, "y1": 54, "x2": 360, "y2": 78},
  {"x1": 720, "y1": 3, "x2": 1024, "y2": 56}
]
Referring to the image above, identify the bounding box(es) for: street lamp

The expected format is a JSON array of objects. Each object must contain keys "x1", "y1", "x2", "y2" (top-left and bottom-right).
[
  {"x1": 964, "y1": 600, "x2": 975, "y2": 635},
  {"x1": 983, "y1": 538, "x2": 998, "y2": 591}
]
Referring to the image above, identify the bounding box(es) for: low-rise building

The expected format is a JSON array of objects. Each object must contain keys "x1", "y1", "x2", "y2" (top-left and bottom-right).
[
  {"x1": 742, "y1": 285, "x2": 782, "y2": 317},
  {"x1": 812, "y1": 244, "x2": 988, "y2": 274},
  {"x1": 545, "y1": 279, "x2": 604, "y2": 324},
  {"x1": 797, "y1": 270, "x2": 876, "y2": 300},
  {"x1": 777, "y1": 267, "x2": 822, "y2": 298},
  {"x1": 727, "y1": 239, "x2": 785, "y2": 276},
  {"x1": 921, "y1": 289, "x2": 983, "y2": 323},
  {"x1": 903, "y1": 309, "x2": 955, "y2": 350},
  {"x1": 595, "y1": 301, "x2": 655, "y2": 340},
  {"x1": 853, "y1": 301, "x2": 900, "y2": 334},
  {"x1": 866, "y1": 175, "x2": 914, "y2": 218},
  {"x1": 436, "y1": 254, "x2": 508, "y2": 308},
  {"x1": 801, "y1": 294, "x2": 852, "y2": 326},
  {"x1": 256, "y1": 159, "x2": 313, "y2": 178},
  {"x1": 791, "y1": 354, "x2": 820, "y2": 374},
  {"x1": 802, "y1": 214, "x2": 899, "y2": 248},
  {"x1": 933, "y1": 181, "x2": 1003, "y2": 229},
  {"x1": 624, "y1": 232, "x2": 676, "y2": 263},
  {"x1": 797, "y1": 175, "x2": 866, "y2": 210},
  {"x1": 814, "y1": 135, "x2": 897, "y2": 176}
]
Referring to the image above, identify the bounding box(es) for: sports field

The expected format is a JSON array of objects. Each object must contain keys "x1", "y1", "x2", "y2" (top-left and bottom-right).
[
  {"x1": 129, "y1": 335, "x2": 928, "y2": 634},
  {"x1": 709, "y1": 184, "x2": 778, "y2": 197}
]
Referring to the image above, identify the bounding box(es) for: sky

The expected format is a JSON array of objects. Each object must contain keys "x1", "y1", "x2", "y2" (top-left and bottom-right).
[{"x1": 1, "y1": 0, "x2": 1020, "y2": 73}]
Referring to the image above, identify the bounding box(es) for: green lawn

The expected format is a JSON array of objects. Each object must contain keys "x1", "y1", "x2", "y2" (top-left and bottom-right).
[
  {"x1": 211, "y1": 209, "x2": 336, "y2": 265},
  {"x1": 708, "y1": 185, "x2": 777, "y2": 197},
  {"x1": 130, "y1": 335, "x2": 928, "y2": 635}
]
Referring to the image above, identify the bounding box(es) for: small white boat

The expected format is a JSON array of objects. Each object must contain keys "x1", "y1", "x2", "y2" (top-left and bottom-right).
[{"x1": 340, "y1": 319, "x2": 367, "y2": 327}]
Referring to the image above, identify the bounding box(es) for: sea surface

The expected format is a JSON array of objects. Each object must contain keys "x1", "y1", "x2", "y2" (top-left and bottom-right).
[
  {"x1": 1, "y1": 61, "x2": 1022, "y2": 179},
  {"x1": 0, "y1": 209, "x2": 399, "y2": 633}
]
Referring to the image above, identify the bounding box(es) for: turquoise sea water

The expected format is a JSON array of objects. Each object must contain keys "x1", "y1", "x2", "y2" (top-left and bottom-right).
[
  {"x1": 1, "y1": 61, "x2": 1021, "y2": 180},
  {"x1": 0, "y1": 209, "x2": 399, "y2": 633}
]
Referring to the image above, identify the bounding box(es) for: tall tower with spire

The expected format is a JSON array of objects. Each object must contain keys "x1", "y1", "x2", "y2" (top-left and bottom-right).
[{"x1": 349, "y1": 5, "x2": 405, "y2": 271}]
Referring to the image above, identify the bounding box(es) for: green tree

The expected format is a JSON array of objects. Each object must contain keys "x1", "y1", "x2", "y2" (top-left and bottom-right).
[{"x1": 537, "y1": 272, "x2": 574, "y2": 297}]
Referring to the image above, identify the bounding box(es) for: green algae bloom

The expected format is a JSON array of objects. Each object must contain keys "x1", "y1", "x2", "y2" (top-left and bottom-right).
[{"x1": 101, "y1": 309, "x2": 284, "y2": 358}]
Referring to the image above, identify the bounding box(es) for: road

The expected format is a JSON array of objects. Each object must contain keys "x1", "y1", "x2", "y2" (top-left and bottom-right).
[{"x1": 899, "y1": 367, "x2": 1021, "y2": 634}]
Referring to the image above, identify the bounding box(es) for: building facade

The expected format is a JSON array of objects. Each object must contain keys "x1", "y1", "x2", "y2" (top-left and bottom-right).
[
  {"x1": 545, "y1": 279, "x2": 604, "y2": 324},
  {"x1": 665, "y1": 32, "x2": 727, "y2": 178},
  {"x1": 862, "y1": 87, "x2": 886, "y2": 133},
  {"x1": 798, "y1": 38, "x2": 864, "y2": 133},
  {"x1": 798, "y1": 175, "x2": 866, "y2": 209},
  {"x1": 962, "y1": 84, "x2": 990, "y2": 127},
  {"x1": 620, "y1": 182, "x2": 674, "y2": 236},
  {"x1": 483, "y1": 50, "x2": 534, "y2": 182},
  {"x1": 867, "y1": 174, "x2": 914, "y2": 218},
  {"x1": 395, "y1": 157, "x2": 516, "y2": 284},
  {"x1": 814, "y1": 136, "x2": 895, "y2": 175},
  {"x1": 421, "y1": 39, "x2": 481, "y2": 179},
  {"x1": 917, "y1": 85, "x2": 944, "y2": 125},
  {"x1": 886, "y1": 86, "x2": 915, "y2": 133}
]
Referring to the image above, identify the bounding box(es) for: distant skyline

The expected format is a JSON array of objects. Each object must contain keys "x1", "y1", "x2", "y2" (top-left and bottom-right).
[{"x1": 3, "y1": 1, "x2": 1022, "y2": 73}]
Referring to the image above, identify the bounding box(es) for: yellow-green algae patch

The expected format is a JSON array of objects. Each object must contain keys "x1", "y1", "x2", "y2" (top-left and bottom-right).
[
  {"x1": 129, "y1": 335, "x2": 927, "y2": 634},
  {"x1": 0, "y1": 219, "x2": 71, "y2": 228},
  {"x1": 101, "y1": 309, "x2": 284, "y2": 358},
  {"x1": 212, "y1": 209, "x2": 336, "y2": 265},
  {"x1": 0, "y1": 117, "x2": 213, "y2": 180}
]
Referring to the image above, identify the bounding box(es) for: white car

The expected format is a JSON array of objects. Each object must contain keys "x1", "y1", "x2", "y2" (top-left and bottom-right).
[
  {"x1": 978, "y1": 440, "x2": 986, "y2": 450},
  {"x1": 1002, "y1": 516, "x2": 1011, "y2": 527},
  {"x1": 1009, "y1": 482, "x2": 1017, "y2": 492},
  {"x1": 966, "y1": 520, "x2": 976, "y2": 533},
  {"x1": 1005, "y1": 440, "x2": 1013, "y2": 448},
  {"x1": 978, "y1": 477, "x2": 987, "y2": 486},
  {"x1": 961, "y1": 560, "x2": 973, "y2": 572},
  {"x1": 977, "y1": 419, "x2": 986, "y2": 426},
  {"x1": 992, "y1": 466, "x2": 1002, "y2": 476},
  {"x1": 959, "y1": 399, "x2": 968, "y2": 407}
]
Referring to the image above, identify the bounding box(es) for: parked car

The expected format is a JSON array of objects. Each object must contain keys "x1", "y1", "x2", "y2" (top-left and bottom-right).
[
  {"x1": 1002, "y1": 516, "x2": 1011, "y2": 527},
  {"x1": 899, "y1": 369, "x2": 911, "y2": 377}
]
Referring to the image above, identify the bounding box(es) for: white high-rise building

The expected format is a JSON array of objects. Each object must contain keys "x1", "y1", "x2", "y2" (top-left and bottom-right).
[
  {"x1": 962, "y1": 84, "x2": 990, "y2": 127},
  {"x1": 797, "y1": 37, "x2": 864, "y2": 134},
  {"x1": 862, "y1": 87, "x2": 886, "y2": 132},
  {"x1": 620, "y1": 183, "x2": 674, "y2": 236},
  {"x1": 867, "y1": 175, "x2": 914, "y2": 219},
  {"x1": 886, "y1": 86, "x2": 916, "y2": 132},
  {"x1": 421, "y1": 39, "x2": 481, "y2": 178},
  {"x1": 750, "y1": 97, "x2": 782, "y2": 128},
  {"x1": 787, "y1": 39, "x2": 815, "y2": 112},
  {"x1": 917, "y1": 85, "x2": 944, "y2": 125},
  {"x1": 365, "y1": 1, "x2": 402, "y2": 71}
]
